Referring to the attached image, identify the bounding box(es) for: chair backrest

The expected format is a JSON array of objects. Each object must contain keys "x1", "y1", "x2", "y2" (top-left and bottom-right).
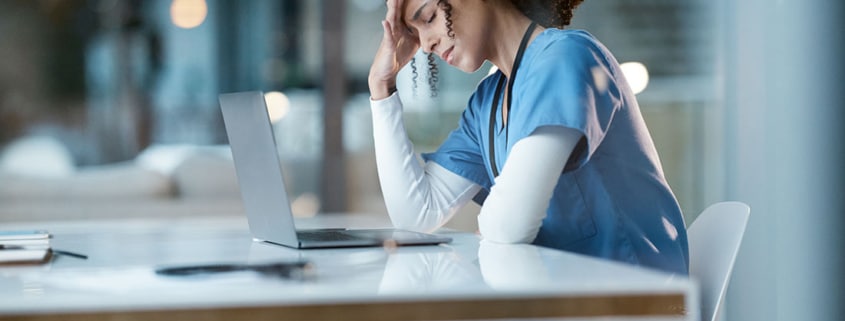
[{"x1": 688, "y1": 201, "x2": 750, "y2": 321}]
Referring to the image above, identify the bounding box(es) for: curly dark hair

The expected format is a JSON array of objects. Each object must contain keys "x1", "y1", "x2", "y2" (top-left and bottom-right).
[
  {"x1": 511, "y1": 0, "x2": 585, "y2": 29},
  {"x1": 410, "y1": 51, "x2": 441, "y2": 97},
  {"x1": 411, "y1": 0, "x2": 452, "y2": 97},
  {"x1": 412, "y1": 0, "x2": 585, "y2": 95}
]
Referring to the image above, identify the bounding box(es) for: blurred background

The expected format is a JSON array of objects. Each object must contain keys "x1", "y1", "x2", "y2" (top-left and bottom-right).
[{"x1": 0, "y1": 0, "x2": 842, "y2": 320}]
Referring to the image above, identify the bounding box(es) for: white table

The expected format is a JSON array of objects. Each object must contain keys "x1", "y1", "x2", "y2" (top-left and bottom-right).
[{"x1": 0, "y1": 215, "x2": 698, "y2": 320}]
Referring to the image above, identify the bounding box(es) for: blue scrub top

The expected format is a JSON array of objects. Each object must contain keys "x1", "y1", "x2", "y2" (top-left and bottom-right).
[{"x1": 422, "y1": 29, "x2": 689, "y2": 275}]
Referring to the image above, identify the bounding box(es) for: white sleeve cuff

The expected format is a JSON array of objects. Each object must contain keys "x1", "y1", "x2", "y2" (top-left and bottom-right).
[{"x1": 370, "y1": 91, "x2": 402, "y2": 111}]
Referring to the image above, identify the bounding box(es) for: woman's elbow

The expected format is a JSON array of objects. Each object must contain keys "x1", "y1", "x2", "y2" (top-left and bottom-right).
[
  {"x1": 478, "y1": 216, "x2": 537, "y2": 244},
  {"x1": 482, "y1": 233, "x2": 534, "y2": 244},
  {"x1": 388, "y1": 212, "x2": 424, "y2": 231},
  {"x1": 387, "y1": 208, "x2": 442, "y2": 233}
]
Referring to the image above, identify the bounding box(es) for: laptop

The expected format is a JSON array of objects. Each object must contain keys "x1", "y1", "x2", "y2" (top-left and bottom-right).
[{"x1": 219, "y1": 91, "x2": 452, "y2": 249}]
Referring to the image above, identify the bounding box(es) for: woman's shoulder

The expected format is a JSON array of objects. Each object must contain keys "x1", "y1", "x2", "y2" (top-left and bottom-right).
[
  {"x1": 536, "y1": 29, "x2": 602, "y2": 50},
  {"x1": 528, "y1": 29, "x2": 612, "y2": 68}
]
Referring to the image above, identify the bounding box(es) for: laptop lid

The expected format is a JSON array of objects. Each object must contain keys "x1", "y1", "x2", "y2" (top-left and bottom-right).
[
  {"x1": 220, "y1": 91, "x2": 452, "y2": 249},
  {"x1": 219, "y1": 91, "x2": 299, "y2": 248}
]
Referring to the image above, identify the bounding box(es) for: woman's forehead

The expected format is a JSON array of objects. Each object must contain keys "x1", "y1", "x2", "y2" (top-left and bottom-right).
[{"x1": 402, "y1": 0, "x2": 433, "y2": 23}]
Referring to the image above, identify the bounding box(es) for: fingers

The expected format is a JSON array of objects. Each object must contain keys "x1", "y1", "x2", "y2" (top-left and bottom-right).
[
  {"x1": 382, "y1": 20, "x2": 393, "y2": 46},
  {"x1": 385, "y1": 0, "x2": 409, "y2": 38},
  {"x1": 385, "y1": 0, "x2": 404, "y2": 24},
  {"x1": 382, "y1": 18, "x2": 411, "y2": 53},
  {"x1": 385, "y1": 0, "x2": 399, "y2": 31},
  {"x1": 375, "y1": 0, "x2": 418, "y2": 75}
]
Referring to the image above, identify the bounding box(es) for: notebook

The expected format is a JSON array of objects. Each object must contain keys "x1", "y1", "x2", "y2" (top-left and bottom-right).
[
  {"x1": 0, "y1": 230, "x2": 52, "y2": 265},
  {"x1": 218, "y1": 91, "x2": 452, "y2": 249}
]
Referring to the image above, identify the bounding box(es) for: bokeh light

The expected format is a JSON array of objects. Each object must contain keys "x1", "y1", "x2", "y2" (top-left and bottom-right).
[
  {"x1": 170, "y1": 0, "x2": 207, "y2": 29},
  {"x1": 620, "y1": 62, "x2": 650, "y2": 94},
  {"x1": 264, "y1": 91, "x2": 290, "y2": 123}
]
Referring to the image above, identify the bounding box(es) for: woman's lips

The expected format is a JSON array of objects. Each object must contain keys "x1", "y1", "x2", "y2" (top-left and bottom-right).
[{"x1": 442, "y1": 47, "x2": 454, "y2": 65}]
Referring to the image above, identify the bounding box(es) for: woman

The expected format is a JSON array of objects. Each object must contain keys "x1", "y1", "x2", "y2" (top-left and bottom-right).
[{"x1": 368, "y1": 0, "x2": 689, "y2": 274}]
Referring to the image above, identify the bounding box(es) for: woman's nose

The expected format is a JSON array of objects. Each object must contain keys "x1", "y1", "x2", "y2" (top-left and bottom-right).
[{"x1": 420, "y1": 34, "x2": 438, "y2": 54}]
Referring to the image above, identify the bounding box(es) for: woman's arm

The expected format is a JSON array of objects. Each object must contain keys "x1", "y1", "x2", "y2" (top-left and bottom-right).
[
  {"x1": 477, "y1": 126, "x2": 582, "y2": 243},
  {"x1": 371, "y1": 93, "x2": 481, "y2": 232},
  {"x1": 371, "y1": 92, "x2": 582, "y2": 240}
]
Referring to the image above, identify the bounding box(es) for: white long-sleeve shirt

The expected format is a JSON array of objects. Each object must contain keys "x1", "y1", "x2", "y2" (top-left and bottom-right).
[{"x1": 371, "y1": 93, "x2": 581, "y2": 243}]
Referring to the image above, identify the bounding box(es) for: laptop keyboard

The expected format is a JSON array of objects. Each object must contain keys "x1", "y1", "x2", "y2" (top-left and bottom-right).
[{"x1": 296, "y1": 230, "x2": 366, "y2": 242}]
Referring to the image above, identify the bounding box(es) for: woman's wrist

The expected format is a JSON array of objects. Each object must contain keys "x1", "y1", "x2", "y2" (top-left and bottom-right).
[{"x1": 369, "y1": 78, "x2": 397, "y2": 100}]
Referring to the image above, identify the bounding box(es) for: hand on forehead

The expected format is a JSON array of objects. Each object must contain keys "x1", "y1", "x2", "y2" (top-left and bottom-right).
[{"x1": 387, "y1": 0, "x2": 429, "y2": 34}]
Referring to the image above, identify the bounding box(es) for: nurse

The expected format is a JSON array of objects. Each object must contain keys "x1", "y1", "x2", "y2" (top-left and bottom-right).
[{"x1": 368, "y1": 0, "x2": 689, "y2": 274}]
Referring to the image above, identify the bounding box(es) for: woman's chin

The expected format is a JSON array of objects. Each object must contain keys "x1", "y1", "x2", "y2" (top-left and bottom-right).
[{"x1": 455, "y1": 60, "x2": 484, "y2": 73}]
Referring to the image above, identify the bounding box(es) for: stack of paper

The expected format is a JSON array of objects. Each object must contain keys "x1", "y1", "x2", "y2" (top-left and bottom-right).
[{"x1": 0, "y1": 230, "x2": 52, "y2": 265}]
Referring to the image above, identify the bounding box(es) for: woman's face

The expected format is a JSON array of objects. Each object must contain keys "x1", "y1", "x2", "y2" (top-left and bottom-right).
[{"x1": 401, "y1": 0, "x2": 489, "y2": 73}]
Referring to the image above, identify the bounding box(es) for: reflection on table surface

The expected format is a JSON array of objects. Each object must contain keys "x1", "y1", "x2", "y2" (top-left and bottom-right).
[{"x1": 0, "y1": 216, "x2": 695, "y2": 320}]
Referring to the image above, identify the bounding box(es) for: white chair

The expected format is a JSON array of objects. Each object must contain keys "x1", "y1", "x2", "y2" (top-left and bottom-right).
[{"x1": 688, "y1": 201, "x2": 750, "y2": 321}]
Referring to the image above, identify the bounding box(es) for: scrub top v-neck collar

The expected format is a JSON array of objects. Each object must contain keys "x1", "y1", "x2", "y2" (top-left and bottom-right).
[{"x1": 487, "y1": 21, "x2": 538, "y2": 178}]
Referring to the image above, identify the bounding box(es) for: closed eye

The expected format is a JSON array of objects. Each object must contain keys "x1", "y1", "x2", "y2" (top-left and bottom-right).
[{"x1": 427, "y1": 13, "x2": 436, "y2": 24}]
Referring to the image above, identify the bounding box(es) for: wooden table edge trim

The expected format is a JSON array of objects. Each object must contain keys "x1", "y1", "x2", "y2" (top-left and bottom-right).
[{"x1": 0, "y1": 293, "x2": 687, "y2": 321}]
